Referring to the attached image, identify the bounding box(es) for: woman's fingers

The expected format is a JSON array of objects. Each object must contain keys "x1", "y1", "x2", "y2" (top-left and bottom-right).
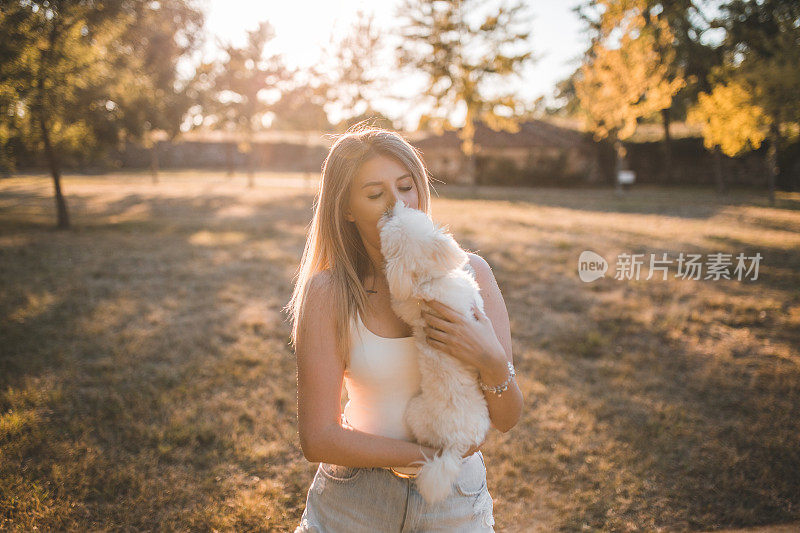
[
  {"x1": 422, "y1": 299, "x2": 458, "y2": 323},
  {"x1": 422, "y1": 309, "x2": 450, "y2": 331},
  {"x1": 423, "y1": 322, "x2": 447, "y2": 340},
  {"x1": 461, "y1": 441, "x2": 485, "y2": 458}
]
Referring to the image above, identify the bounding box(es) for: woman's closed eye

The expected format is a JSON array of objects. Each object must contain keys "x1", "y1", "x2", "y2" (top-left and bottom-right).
[{"x1": 368, "y1": 186, "x2": 413, "y2": 199}]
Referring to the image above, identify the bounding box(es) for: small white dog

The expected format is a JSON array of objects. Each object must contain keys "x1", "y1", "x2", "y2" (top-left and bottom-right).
[{"x1": 378, "y1": 200, "x2": 491, "y2": 504}]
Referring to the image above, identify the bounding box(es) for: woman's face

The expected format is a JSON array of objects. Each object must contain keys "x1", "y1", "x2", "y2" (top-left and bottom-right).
[{"x1": 345, "y1": 154, "x2": 421, "y2": 256}]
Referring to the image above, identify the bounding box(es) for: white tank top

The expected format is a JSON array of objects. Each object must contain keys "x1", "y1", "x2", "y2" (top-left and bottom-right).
[{"x1": 341, "y1": 308, "x2": 421, "y2": 445}]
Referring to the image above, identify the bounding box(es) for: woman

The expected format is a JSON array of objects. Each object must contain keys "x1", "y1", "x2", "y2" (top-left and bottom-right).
[{"x1": 285, "y1": 124, "x2": 523, "y2": 532}]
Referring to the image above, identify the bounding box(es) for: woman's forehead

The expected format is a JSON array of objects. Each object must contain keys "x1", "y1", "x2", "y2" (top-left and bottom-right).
[{"x1": 355, "y1": 155, "x2": 409, "y2": 185}]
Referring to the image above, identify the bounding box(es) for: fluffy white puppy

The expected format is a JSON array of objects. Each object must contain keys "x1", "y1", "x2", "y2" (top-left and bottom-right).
[{"x1": 377, "y1": 200, "x2": 491, "y2": 504}]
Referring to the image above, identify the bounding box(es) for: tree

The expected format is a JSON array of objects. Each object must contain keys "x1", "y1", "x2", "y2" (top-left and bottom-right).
[
  {"x1": 646, "y1": 1, "x2": 721, "y2": 181},
  {"x1": 210, "y1": 21, "x2": 291, "y2": 187},
  {"x1": 395, "y1": 0, "x2": 536, "y2": 184},
  {"x1": 687, "y1": 80, "x2": 771, "y2": 193},
  {"x1": 269, "y1": 81, "x2": 333, "y2": 185},
  {"x1": 336, "y1": 109, "x2": 395, "y2": 132},
  {"x1": 0, "y1": 10, "x2": 29, "y2": 177},
  {"x1": 112, "y1": 0, "x2": 205, "y2": 183},
  {"x1": 270, "y1": 84, "x2": 332, "y2": 131},
  {"x1": 712, "y1": 0, "x2": 800, "y2": 204},
  {"x1": 314, "y1": 10, "x2": 389, "y2": 129},
  {"x1": 0, "y1": 1, "x2": 130, "y2": 229},
  {"x1": 573, "y1": 0, "x2": 685, "y2": 193},
  {"x1": 417, "y1": 113, "x2": 455, "y2": 132}
]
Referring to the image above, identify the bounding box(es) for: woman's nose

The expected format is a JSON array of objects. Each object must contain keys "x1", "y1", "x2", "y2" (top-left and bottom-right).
[{"x1": 387, "y1": 190, "x2": 405, "y2": 210}]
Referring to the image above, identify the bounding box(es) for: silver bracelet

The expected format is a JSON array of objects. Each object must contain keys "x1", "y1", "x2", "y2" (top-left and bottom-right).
[{"x1": 479, "y1": 361, "x2": 516, "y2": 396}]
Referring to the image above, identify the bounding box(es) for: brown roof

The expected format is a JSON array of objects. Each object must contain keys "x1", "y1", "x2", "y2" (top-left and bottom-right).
[{"x1": 412, "y1": 119, "x2": 588, "y2": 150}]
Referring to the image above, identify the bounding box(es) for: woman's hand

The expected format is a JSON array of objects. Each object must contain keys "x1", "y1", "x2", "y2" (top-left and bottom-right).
[{"x1": 420, "y1": 298, "x2": 506, "y2": 375}]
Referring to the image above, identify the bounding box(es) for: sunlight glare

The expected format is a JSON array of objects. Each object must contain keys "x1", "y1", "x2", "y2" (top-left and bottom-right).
[{"x1": 203, "y1": 0, "x2": 383, "y2": 69}]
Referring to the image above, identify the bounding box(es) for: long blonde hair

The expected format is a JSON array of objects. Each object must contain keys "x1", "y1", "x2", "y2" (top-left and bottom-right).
[{"x1": 283, "y1": 123, "x2": 433, "y2": 367}]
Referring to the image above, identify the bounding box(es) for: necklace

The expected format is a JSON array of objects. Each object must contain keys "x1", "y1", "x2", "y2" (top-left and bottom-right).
[
  {"x1": 365, "y1": 265, "x2": 384, "y2": 294},
  {"x1": 366, "y1": 276, "x2": 378, "y2": 294}
]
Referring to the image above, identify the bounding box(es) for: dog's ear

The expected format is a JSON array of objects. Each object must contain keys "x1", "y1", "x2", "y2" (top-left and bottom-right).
[
  {"x1": 385, "y1": 259, "x2": 415, "y2": 301},
  {"x1": 429, "y1": 232, "x2": 468, "y2": 272}
]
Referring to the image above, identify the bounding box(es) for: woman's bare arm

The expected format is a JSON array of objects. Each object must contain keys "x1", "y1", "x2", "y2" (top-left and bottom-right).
[
  {"x1": 296, "y1": 271, "x2": 439, "y2": 467},
  {"x1": 468, "y1": 253, "x2": 523, "y2": 433}
]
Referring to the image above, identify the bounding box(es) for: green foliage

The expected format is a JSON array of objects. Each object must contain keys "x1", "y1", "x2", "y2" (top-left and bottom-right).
[
  {"x1": 206, "y1": 21, "x2": 291, "y2": 148},
  {"x1": 111, "y1": 0, "x2": 205, "y2": 144},
  {"x1": 395, "y1": 0, "x2": 536, "y2": 159},
  {"x1": 311, "y1": 10, "x2": 385, "y2": 128},
  {"x1": 715, "y1": 0, "x2": 800, "y2": 134},
  {"x1": 561, "y1": 1, "x2": 720, "y2": 125},
  {"x1": 269, "y1": 85, "x2": 332, "y2": 131},
  {"x1": 0, "y1": 2, "x2": 122, "y2": 169},
  {"x1": 687, "y1": 0, "x2": 800, "y2": 169},
  {"x1": 651, "y1": 1, "x2": 722, "y2": 119},
  {"x1": 573, "y1": 0, "x2": 685, "y2": 142},
  {"x1": 335, "y1": 109, "x2": 395, "y2": 132},
  {"x1": 0, "y1": 1, "x2": 204, "y2": 172}
]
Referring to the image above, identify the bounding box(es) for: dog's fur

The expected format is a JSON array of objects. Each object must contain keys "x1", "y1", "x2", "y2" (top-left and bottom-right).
[{"x1": 378, "y1": 200, "x2": 491, "y2": 504}]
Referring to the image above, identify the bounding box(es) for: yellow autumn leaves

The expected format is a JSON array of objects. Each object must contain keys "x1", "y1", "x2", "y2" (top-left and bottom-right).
[
  {"x1": 687, "y1": 82, "x2": 771, "y2": 157},
  {"x1": 574, "y1": 0, "x2": 685, "y2": 142}
]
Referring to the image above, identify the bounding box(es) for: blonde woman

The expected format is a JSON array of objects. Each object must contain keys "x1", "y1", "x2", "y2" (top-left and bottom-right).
[{"x1": 285, "y1": 124, "x2": 523, "y2": 532}]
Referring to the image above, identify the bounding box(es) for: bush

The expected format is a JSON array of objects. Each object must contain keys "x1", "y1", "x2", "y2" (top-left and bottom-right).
[{"x1": 477, "y1": 154, "x2": 586, "y2": 187}]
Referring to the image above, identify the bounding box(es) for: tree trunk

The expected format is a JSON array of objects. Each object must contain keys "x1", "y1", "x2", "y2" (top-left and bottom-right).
[
  {"x1": 467, "y1": 153, "x2": 477, "y2": 186},
  {"x1": 247, "y1": 150, "x2": 254, "y2": 188},
  {"x1": 150, "y1": 141, "x2": 159, "y2": 184},
  {"x1": 38, "y1": 112, "x2": 70, "y2": 229},
  {"x1": 713, "y1": 147, "x2": 726, "y2": 195},
  {"x1": 661, "y1": 107, "x2": 673, "y2": 184},
  {"x1": 304, "y1": 134, "x2": 314, "y2": 188},
  {"x1": 226, "y1": 143, "x2": 234, "y2": 178},
  {"x1": 0, "y1": 145, "x2": 12, "y2": 177},
  {"x1": 766, "y1": 122, "x2": 779, "y2": 207},
  {"x1": 246, "y1": 132, "x2": 255, "y2": 188},
  {"x1": 36, "y1": 20, "x2": 69, "y2": 229},
  {"x1": 613, "y1": 136, "x2": 625, "y2": 197}
]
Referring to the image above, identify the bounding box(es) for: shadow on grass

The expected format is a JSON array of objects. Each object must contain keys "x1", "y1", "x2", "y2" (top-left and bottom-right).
[
  {"x1": 581, "y1": 311, "x2": 798, "y2": 530},
  {"x1": 0, "y1": 190, "x2": 316, "y2": 530},
  {"x1": 1, "y1": 182, "x2": 798, "y2": 530},
  {"x1": 514, "y1": 272, "x2": 799, "y2": 530},
  {"x1": 702, "y1": 235, "x2": 800, "y2": 295},
  {"x1": 434, "y1": 184, "x2": 800, "y2": 219},
  {"x1": 480, "y1": 221, "x2": 799, "y2": 530}
]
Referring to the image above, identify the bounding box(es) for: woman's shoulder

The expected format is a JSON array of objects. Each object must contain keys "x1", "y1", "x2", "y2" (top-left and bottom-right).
[
  {"x1": 307, "y1": 268, "x2": 335, "y2": 291},
  {"x1": 298, "y1": 270, "x2": 342, "y2": 347},
  {"x1": 465, "y1": 252, "x2": 503, "y2": 297},
  {"x1": 303, "y1": 269, "x2": 338, "y2": 309},
  {"x1": 465, "y1": 252, "x2": 491, "y2": 277}
]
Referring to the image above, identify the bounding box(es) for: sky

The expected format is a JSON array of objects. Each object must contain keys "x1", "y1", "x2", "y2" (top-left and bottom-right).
[{"x1": 197, "y1": 0, "x2": 589, "y2": 130}]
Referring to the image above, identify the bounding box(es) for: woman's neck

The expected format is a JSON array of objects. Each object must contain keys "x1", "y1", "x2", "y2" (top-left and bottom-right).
[{"x1": 365, "y1": 264, "x2": 388, "y2": 295}]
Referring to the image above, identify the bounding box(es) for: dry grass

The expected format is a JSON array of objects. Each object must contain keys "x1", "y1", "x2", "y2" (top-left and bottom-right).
[{"x1": 1, "y1": 171, "x2": 798, "y2": 532}]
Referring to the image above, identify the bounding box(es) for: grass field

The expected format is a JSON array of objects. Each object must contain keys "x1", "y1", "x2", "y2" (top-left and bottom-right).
[{"x1": 1, "y1": 171, "x2": 799, "y2": 532}]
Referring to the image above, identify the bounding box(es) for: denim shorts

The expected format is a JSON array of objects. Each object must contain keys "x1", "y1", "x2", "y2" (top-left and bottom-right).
[{"x1": 294, "y1": 451, "x2": 495, "y2": 532}]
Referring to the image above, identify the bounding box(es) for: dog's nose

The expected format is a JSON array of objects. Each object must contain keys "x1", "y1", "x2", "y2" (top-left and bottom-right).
[
  {"x1": 383, "y1": 199, "x2": 405, "y2": 219},
  {"x1": 389, "y1": 199, "x2": 406, "y2": 214}
]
